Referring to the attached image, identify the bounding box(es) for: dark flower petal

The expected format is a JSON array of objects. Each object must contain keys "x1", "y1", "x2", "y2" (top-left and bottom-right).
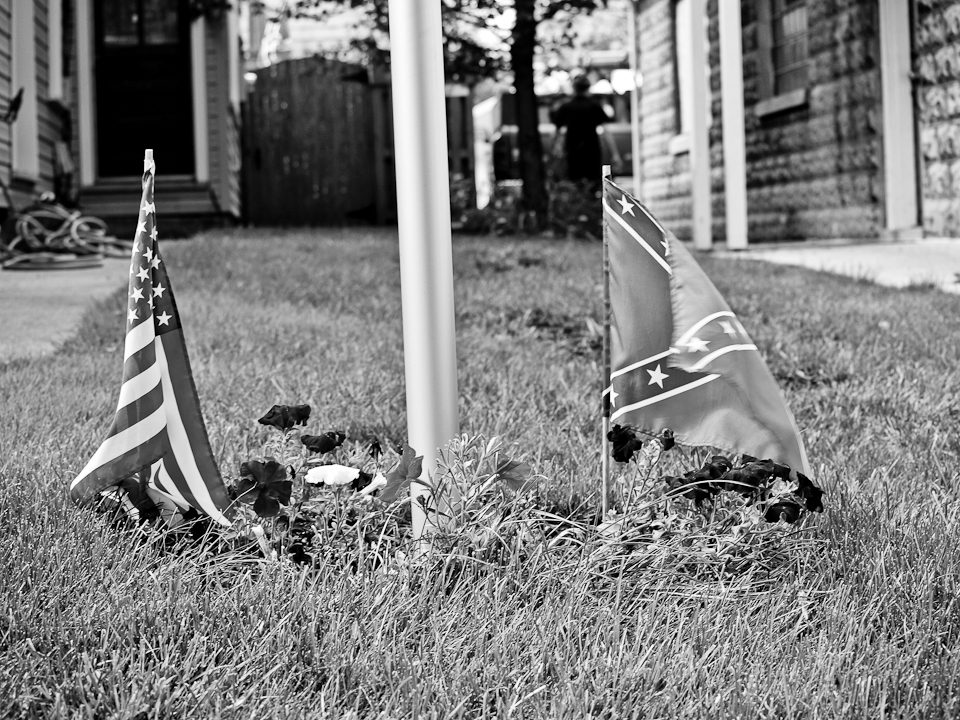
[
  {"x1": 368, "y1": 439, "x2": 382, "y2": 460},
  {"x1": 266, "y1": 480, "x2": 293, "y2": 508},
  {"x1": 301, "y1": 430, "x2": 347, "y2": 454},
  {"x1": 258, "y1": 404, "x2": 312, "y2": 431},
  {"x1": 253, "y1": 492, "x2": 282, "y2": 518},
  {"x1": 608, "y1": 424, "x2": 643, "y2": 463},
  {"x1": 239, "y1": 459, "x2": 265, "y2": 482},
  {"x1": 350, "y1": 470, "x2": 374, "y2": 492},
  {"x1": 764, "y1": 501, "x2": 802, "y2": 523},
  {"x1": 234, "y1": 477, "x2": 260, "y2": 505},
  {"x1": 660, "y1": 429, "x2": 675, "y2": 451},
  {"x1": 260, "y1": 458, "x2": 289, "y2": 487},
  {"x1": 795, "y1": 473, "x2": 825, "y2": 512}
]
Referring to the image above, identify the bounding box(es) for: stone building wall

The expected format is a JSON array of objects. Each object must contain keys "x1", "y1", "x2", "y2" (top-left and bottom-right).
[
  {"x1": 915, "y1": 0, "x2": 960, "y2": 237},
  {"x1": 637, "y1": 0, "x2": 885, "y2": 242}
]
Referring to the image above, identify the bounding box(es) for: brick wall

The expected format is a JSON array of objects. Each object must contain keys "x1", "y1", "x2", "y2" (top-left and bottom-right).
[
  {"x1": 637, "y1": 0, "x2": 885, "y2": 242},
  {"x1": 915, "y1": 0, "x2": 960, "y2": 237}
]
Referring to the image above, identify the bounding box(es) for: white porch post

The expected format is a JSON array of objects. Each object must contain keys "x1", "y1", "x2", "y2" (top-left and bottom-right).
[
  {"x1": 76, "y1": 0, "x2": 95, "y2": 185},
  {"x1": 718, "y1": 0, "x2": 748, "y2": 249},
  {"x1": 628, "y1": 0, "x2": 642, "y2": 198},
  {"x1": 688, "y1": 0, "x2": 712, "y2": 250},
  {"x1": 388, "y1": 0, "x2": 460, "y2": 541},
  {"x1": 878, "y1": 0, "x2": 920, "y2": 237},
  {"x1": 12, "y1": 0, "x2": 39, "y2": 180},
  {"x1": 191, "y1": 17, "x2": 209, "y2": 183}
]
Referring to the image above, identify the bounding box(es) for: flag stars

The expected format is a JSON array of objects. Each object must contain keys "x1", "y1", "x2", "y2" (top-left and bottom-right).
[
  {"x1": 719, "y1": 320, "x2": 738, "y2": 336},
  {"x1": 136, "y1": 266, "x2": 150, "y2": 282},
  {"x1": 150, "y1": 227, "x2": 158, "y2": 242},
  {"x1": 617, "y1": 195, "x2": 635, "y2": 216},
  {"x1": 647, "y1": 364, "x2": 669, "y2": 388},
  {"x1": 610, "y1": 387, "x2": 619, "y2": 406},
  {"x1": 144, "y1": 246, "x2": 154, "y2": 263},
  {"x1": 127, "y1": 307, "x2": 139, "y2": 323},
  {"x1": 661, "y1": 239, "x2": 670, "y2": 256},
  {"x1": 685, "y1": 336, "x2": 710, "y2": 353},
  {"x1": 150, "y1": 256, "x2": 161, "y2": 270},
  {"x1": 136, "y1": 220, "x2": 147, "y2": 237},
  {"x1": 153, "y1": 283, "x2": 166, "y2": 299},
  {"x1": 142, "y1": 201, "x2": 155, "y2": 215},
  {"x1": 156, "y1": 311, "x2": 172, "y2": 326},
  {"x1": 131, "y1": 286, "x2": 144, "y2": 302}
]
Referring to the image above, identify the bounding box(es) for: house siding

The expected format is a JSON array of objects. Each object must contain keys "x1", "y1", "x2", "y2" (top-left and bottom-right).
[
  {"x1": 638, "y1": 0, "x2": 886, "y2": 242},
  {"x1": 2, "y1": 0, "x2": 66, "y2": 210},
  {"x1": 741, "y1": 0, "x2": 884, "y2": 241},
  {"x1": 915, "y1": 1, "x2": 960, "y2": 237},
  {"x1": 637, "y1": 0, "x2": 697, "y2": 241},
  {"x1": 0, "y1": 0, "x2": 11, "y2": 187}
]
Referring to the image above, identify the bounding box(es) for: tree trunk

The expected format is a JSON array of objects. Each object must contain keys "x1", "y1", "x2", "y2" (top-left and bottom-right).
[{"x1": 511, "y1": 0, "x2": 546, "y2": 229}]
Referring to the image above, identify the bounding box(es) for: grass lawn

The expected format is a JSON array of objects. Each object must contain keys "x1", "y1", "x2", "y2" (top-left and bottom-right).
[{"x1": 2, "y1": 227, "x2": 959, "y2": 718}]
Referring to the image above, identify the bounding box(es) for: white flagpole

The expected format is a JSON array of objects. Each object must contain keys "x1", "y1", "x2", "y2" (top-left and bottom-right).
[
  {"x1": 388, "y1": 0, "x2": 460, "y2": 542},
  {"x1": 627, "y1": 1, "x2": 642, "y2": 199},
  {"x1": 601, "y1": 165, "x2": 612, "y2": 518}
]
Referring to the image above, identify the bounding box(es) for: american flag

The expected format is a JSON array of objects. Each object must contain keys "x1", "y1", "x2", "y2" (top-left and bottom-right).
[
  {"x1": 70, "y1": 151, "x2": 232, "y2": 525},
  {"x1": 603, "y1": 177, "x2": 810, "y2": 474}
]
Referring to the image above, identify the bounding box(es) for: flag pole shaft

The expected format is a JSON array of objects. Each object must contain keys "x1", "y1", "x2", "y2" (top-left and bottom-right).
[
  {"x1": 388, "y1": 0, "x2": 460, "y2": 542},
  {"x1": 601, "y1": 165, "x2": 612, "y2": 518}
]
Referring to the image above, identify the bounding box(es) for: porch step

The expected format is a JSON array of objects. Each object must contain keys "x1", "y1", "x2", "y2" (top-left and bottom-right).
[{"x1": 79, "y1": 178, "x2": 226, "y2": 237}]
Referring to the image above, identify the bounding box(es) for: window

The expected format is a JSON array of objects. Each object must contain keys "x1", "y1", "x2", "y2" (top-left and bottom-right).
[
  {"x1": 101, "y1": 0, "x2": 179, "y2": 47},
  {"x1": 756, "y1": 0, "x2": 810, "y2": 116},
  {"x1": 771, "y1": 0, "x2": 809, "y2": 94}
]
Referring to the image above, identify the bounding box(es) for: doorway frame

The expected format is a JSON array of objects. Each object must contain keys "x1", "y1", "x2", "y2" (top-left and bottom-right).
[{"x1": 76, "y1": 0, "x2": 209, "y2": 185}]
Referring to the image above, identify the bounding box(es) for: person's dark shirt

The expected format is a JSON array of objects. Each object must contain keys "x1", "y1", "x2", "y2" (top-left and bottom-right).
[{"x1": 550, "y1": 96, "x2": 612, "y2": 182}]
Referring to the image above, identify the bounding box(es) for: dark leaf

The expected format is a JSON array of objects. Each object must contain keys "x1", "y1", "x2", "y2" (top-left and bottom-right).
[
  {"x1": 379, "y1": 443, "x2": 422, "y2": 504},
  {"x1": 495, "y1": 458, "x2": 532, "y2": 491},
  {"x1": 301, "y1": 430, "x2": 346, "y2": 454}
]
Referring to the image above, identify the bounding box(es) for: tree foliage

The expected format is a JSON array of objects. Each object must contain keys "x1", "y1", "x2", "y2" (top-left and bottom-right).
[{"x1": 277, "y1": 0, "x2": 607, "y2": 227}]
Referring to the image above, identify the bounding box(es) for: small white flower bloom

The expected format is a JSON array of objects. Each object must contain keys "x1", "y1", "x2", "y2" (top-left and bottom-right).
[
  {"x1": 305, "y1": 464, "x2": 361, "y2": 487},
  {"x1": 359, "y1": 471, "x2": 387, "y2": 496}
]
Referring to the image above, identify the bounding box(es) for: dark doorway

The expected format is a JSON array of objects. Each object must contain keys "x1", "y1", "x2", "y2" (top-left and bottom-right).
[{"x1": 94, "y1": 0, "x2": 195, "y2": 177}]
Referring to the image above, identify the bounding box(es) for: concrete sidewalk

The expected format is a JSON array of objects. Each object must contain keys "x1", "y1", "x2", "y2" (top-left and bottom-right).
[
  {"x1": 0, "y1": 257, "x2": 129, "y2": 363},
  {"x1": 720, "y1": 237, "x2": 960, "y2": 295},
  {"x1": 1, "y1": 237, "x2": 958, "y2": 365}
]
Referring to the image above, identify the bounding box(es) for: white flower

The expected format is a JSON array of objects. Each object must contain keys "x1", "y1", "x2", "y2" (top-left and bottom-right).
[
  {"x1": 305, "y1": 464, "x2": 361, "y2": 487},
  {"x1": 359, "y1": 471, "x2": 387, "y2": 496}
]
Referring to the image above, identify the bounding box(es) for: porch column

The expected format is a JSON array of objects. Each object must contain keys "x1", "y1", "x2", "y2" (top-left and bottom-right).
[
  {"x1": 688, "y1": 0, "x2": 712, "y2": 250},
  {"x1": 76, "y1": 0, "x2": 95, "y2": 185},
  {"x1": 191, "y1": 18, "x2": 209, "y2": 183},
  {"x1": 878, "y1": 0, "x2": 920, "y2": 237},
  {"x1": 719, "y1": 0, "x2": 748, "y2": 249}
]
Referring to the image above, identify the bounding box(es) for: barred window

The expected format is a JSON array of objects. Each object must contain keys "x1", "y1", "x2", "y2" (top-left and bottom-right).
[{"x1": 771, "y1": 0, "x2": 809, "y2": 94}]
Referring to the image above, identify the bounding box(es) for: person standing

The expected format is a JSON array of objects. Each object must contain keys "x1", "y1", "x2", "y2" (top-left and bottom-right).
[{"x1": 550, "y1": 74, "x2": 620, "y2": 187}]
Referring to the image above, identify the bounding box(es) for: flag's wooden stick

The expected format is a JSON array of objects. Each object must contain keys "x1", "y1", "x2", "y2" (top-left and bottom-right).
[{"x1": 601, "y1": 164, "x2": 612, "y2": 518}]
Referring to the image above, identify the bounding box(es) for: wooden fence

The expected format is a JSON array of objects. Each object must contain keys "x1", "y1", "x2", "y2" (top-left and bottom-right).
[{"x1": 244, "y1": 58, "x2": 474, "y2": 226}]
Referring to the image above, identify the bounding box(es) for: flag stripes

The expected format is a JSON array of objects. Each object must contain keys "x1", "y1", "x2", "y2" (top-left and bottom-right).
[
  {"x1": 70, "y1": 150, "x2": 232, "y2": 526},
  {"x1": 610, "y1": 374, "x2": 721, "y2": 422},
  {"x1": 603, "y1": 176, "x2": 810, "y2": 474}
]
